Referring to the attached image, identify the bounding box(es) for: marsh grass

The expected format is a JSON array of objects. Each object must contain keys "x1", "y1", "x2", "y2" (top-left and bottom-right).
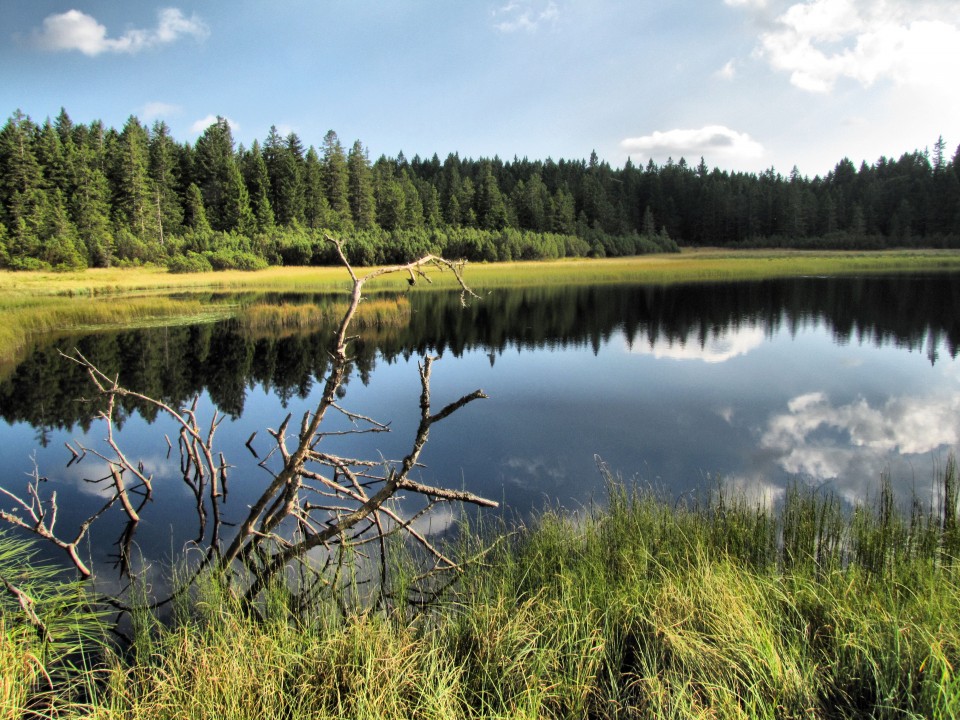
[
  {"x1": 6, "y1": 459, "x2": 960, "y2": 718},
  {"x1": 0, "y1": 532, "x2": 105, "y2": 719},
  {"x1": 0, "y1": 295, "x2": 237, "y2": 372},
  {"x1": 4, "y1": 249, "x2": 959, "y2": 370},
  {"x1": 238, "y1": 296, "x2": 412, "y2": 336}
]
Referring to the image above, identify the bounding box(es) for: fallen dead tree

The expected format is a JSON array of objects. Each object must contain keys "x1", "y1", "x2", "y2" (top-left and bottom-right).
[{"x1": 0, "y1": 235, "x2": 497, "y2": 615}]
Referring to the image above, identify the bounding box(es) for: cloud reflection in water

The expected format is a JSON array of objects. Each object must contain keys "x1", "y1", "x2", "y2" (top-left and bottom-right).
[{"x1": 625, "y1": 325, "x2": 766, "y2": 363}]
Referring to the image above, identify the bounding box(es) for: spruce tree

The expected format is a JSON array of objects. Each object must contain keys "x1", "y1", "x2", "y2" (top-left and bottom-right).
[
  {"x1": 244, "y1": 141, "x2": 276, "y2": 233},
  {"x1": 303, "y1": 146, "x2": 331, "y2": 229},
  {"x1": 0, "y1": 110, "x2": 44, "y2": 240},
  {"x1": 321, "y1": 130, "x2": 351, "y2": 228},
  {"x1": 149, "y1": 121, "x2": 184, "y2": 241},
  {"x1": 347, "y1": 140, "x2": 376, "y2": 229},
  {"x1": 182, "y1": 182, "x2": 213, "y2": 252},
  {"x1": 194, "y1": 117, "x2": 234, "y2": 231},
  {"x1": 70, "y1": 138, "x2": 114, "y2": 266},
  {"x1": 110, "y1": 116, "x2": 159, "y2": 244}
]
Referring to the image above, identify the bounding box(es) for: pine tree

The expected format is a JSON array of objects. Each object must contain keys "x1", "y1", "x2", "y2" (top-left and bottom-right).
[
  {"x1": 401, "y1": 172, "x2": 424, "y2": 229},
  {"x1": 183, "y1": 182, "x2": 213, "y2": 248},
  {"x1": 0, "y1": 110, "x2": 44, "y2": 241},
  {"x1": 193, "y1": 117, "x2": 232, "y2": 231},
  {"x1": 475, "y1": 162, "x2": 507, "y2": 230},
  {"x1": 418, "y1": 179, "x2": 441, "y2": 228},
  {"x1": 440, "y1": 155, "x2": 463, "y2": 226},
  {"x1": 281, "y1": 133, "x2": 306, "y2": 224},
  {"x1": 34, "y1": 120, "x2": 69, "y2": 194},
  {"x1": 552, "y1": 187, "x2": 576, "y2": 235},
  {"x1": 194, "y1": 117, "x2": 252, "y2": 233},
  {"x1": 69, "y1": 137, "x2": 114, "y2": 266},
  {"x1": 223, "y1": 161, "x2": 256, "y2": 236},
  {"x1": 321, "y1": 130, "x2": 351, "y2": 228},
  {"x1": 38, "y1": 188, "x2": 84, "y2": 268},
  {"x1": 110, "y1": 116, "x2": 159, "y2": 244},
  {"x1": 148, "y1": 121, "x2": 184, "y2": 242},
  {"x1": 377, "y1": 178, "x2": 405, "y2": 232},
  {"x1": 244, "y1": 141, "x2": 275, "y2": 232},
  {"x1": 514, "y1": 172, "x2": 549, "y2": 231},
  {"x1": 54, "y1": 108, "x2": 74, "y2": 145},
  {"x1": 347, "y1": 140, "x2": 376, "y2": 229},
  {"x1": 303, "y1": 146, "x2": 331, "y2": 229}
]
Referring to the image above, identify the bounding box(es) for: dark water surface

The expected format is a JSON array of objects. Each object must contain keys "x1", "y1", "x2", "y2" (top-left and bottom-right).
[{"x1": 2, "y1": 274, "x2": 959, "y2": 572}]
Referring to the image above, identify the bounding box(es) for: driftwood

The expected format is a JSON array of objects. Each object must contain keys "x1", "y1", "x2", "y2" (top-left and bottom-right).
[{"x1": 0, "y1": 236, "x2": 497, "y2": 611}]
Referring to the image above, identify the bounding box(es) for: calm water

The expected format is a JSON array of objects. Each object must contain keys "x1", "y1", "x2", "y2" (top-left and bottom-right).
[{"x1": 1, "y1": 275, "x2": 959, "y2": 572}]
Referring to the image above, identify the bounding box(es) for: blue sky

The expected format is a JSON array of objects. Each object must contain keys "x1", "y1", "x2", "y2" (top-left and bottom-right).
[{"x1": 2, "y1": 0, "x2": 958, "y2": 177}]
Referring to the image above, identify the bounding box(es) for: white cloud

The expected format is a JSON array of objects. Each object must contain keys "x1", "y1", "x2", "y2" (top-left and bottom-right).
[
  {"x1": 760, "y1": 390, "x2": 960, "y2": 480},
  {"x1": 493, "y1": 0, "x2": 559, "y2": 33},
  {"x1": 756, "y1": 0, "x2": 960, "y2": 93},
  {"x1": 626, "y1": 324, "x2": 766, "y2": 363},
  {"x1": 620, "y1": 125, "x2": 764, "y2": 165},
  {"x1": 718, "y1": 473, "x2": 784, "y2": 511},
  {"x1": 501, "y1": 456, "x2": 566, "y2": 484},
  {"x1": 33, "y1": 8, "x2": 208, "y2": 56},
  {"x1": 141, "y1": 101, "x2": 181, "y2": 120},
  {"x1": 190, "y1": 115, "x2": 239, "y2": 134}
]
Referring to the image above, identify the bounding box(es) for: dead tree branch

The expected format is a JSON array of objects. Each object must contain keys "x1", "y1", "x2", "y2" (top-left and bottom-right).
[{"x1": 0, "y1": 235, "x2": 497, "y2": 612}]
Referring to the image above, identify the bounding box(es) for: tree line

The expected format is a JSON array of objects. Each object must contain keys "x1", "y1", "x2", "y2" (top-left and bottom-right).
[{"x1": 0, "y1": 108, "x2": 957, "y2": 271}]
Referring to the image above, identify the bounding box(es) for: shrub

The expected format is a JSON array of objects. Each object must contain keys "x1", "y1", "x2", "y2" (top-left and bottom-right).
[
  {"x1": 167, "y1": 251, "x2": 214, "y2": 274},
  {"x1": 205, "y1": 249, "x2": 268, "y2": 271}
]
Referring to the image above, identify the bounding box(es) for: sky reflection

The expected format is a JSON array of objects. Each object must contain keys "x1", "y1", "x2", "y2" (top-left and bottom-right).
[{"x1": 2, "y1": 277, "x2": 958, "y2": 575}]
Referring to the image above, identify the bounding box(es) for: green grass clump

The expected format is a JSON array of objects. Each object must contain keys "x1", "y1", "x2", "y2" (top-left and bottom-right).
[
  {"x1": 5, "y1": 458, "x2": 960, "y2": 718},
  {"x1": 238, "y1": 296, "x2": 411, "y2": 336},
  {"x1": 0, "y1": 532, "x2": 105, "y2": 718}
]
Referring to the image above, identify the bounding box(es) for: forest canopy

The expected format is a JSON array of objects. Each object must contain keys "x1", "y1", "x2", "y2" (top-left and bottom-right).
[{"x1": 0, "y1": 108, "x2": 958, "y2": 271}]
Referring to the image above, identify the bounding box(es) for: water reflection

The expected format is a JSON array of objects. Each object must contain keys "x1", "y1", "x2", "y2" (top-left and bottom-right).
[
  {"x1": 626, "y1": 324, "x2": 767, "y2": 363},
  {"x1": 3, "y1": 275, "x2": 958, "y2": 433},
  {"x1": 0, "y1": 274, "x2": 958, "y2": 567}
]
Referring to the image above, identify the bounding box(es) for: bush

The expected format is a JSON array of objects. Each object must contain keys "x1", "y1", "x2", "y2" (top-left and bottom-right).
[
  {"x1": 205, "y1": 250, "x2": 268, "y2": 271},
  {"x1": 167, "y1": 252, "x2": 214, "y2": 274}
]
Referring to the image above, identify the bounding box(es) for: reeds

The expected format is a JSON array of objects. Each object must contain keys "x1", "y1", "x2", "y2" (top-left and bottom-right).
[
  {"x1": 0, "y1": 295, "x2": 235, "y2": 369},
  {"x1": 238, "y1": 296, "x2": 412, "y2": 336},
  {"x1": 5, "y1": 457, "x2": 960, "y2": 718},
  {"x1": 4, "y1": 249, "x2": 960, "y2": 368}
]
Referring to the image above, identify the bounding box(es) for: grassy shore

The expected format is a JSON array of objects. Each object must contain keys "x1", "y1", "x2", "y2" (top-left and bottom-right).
[
  {"x1": 2, "y1": 248, "x2": 960, "y2": 371},
  {"x1": 5, "y1": 459, "x2": 960, "y2": 719},
  {"x1": 3, "y1": 248, "x2": 960, "y2": 298}
]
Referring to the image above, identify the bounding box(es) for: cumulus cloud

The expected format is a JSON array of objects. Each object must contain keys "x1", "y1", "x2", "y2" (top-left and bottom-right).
[
  {"x1": 626, "y1": 325, "x2": 766, "y2": 363},
  {"x1": 190, "y1": 114, "x2": 239, "y2": 134},
  {"x1": 33, "y1": 7, "x2": 208, "y2": 56},
  {"x1": 492, "y1": 0, "x2": 559, "y2": 33},
  {"x1": 621, "y1": 125, "x2": 765, "y2": 165},
  {"x1": 760, "y1": 390, "x2": 960, "y2": 480},
  {"x1": 755, "y1": 0, "x2": 960, "y2": 92}
]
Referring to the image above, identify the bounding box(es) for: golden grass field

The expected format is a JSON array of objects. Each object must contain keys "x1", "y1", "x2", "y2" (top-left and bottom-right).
[{"x1": 2, "y1": 248, "x2": 959, "y2": 371}]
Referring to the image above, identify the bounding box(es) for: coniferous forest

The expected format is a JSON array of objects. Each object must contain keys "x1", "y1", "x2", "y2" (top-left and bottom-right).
[{"x1": 1, "y1": 108, "x2": 958, "y2": 271}]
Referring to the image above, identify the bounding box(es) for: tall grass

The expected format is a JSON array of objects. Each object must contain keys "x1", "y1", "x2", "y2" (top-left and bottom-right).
[
  {"x1": 0, "y1": 295, "x2": 236, "y2": 371},
  {"x1": 4, "y1": 249, "x2": 960, "y2": 369},
  {"x1": 0, "y1": 532, "x2": 105, "y2": 719},
  {"x1": 5, "y1": 458, "x2": 960, "y2": 718},
  {"x1": 238, "y1": 296, "x2": 412, "y2": 336}
]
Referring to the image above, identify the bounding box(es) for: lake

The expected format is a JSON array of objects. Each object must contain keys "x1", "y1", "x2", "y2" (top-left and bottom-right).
[{"x1": 1, "y1": 273, "x2": 958, "y2": 576}]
